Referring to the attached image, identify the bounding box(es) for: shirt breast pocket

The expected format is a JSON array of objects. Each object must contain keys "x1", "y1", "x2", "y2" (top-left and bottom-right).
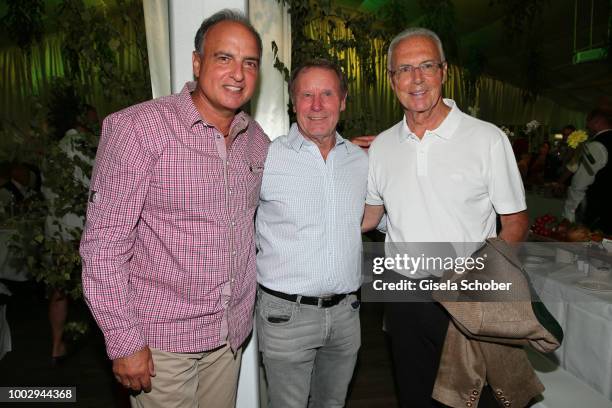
[{"x1": 246, "y1": 162, "x2": 265, "y2": 208}]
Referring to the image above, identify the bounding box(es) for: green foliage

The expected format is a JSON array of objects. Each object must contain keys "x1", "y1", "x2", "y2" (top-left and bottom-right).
[
  {"x1": 417, "y1": 0, "x2": 457, "y2": 61},
  {"x1": 489, "y1": 0, "x2": 550, "y2": 41},
  {"x1": 54, "y1": 0, "x2": 151, "y2": 107},
  {"x1": 463, "y1": 48, "x2": 487, "y2": 107},
  {"x1": 1, "y1": 0, "x2": 45, "y2": 50},
  {"x1": 6, "y1": 115, "x2": 96, "y2": 300},
  {"x1": 489, "y1": 0, "x2": 549, "y2": 101},
  {"x1": 2, "y1": 0, "x2": 146, "y2": 301},
  {"x1": 275, "y1": 0, "x2": 396, "y2": 131}
]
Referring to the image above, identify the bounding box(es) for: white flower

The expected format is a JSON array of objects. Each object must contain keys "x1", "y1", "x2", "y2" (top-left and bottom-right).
[
  {"x1": 500, "y1": 126, "x2": 515, "y2": 138},
  {"x1": 467, "y1": 105, "x2": 480, "y2": 118},
  {"x1": 524, "y1": 120, "x2": 540, "y2": 135}
]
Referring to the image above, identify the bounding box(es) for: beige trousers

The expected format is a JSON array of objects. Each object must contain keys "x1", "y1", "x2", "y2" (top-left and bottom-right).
[{"x1": 130, "y1": 344, "x2": 242, "y2": 408}]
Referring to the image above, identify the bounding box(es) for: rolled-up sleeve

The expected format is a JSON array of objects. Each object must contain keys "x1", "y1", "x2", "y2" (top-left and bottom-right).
[{"x1": 80, "y1": 112, "x2": 154, "y2": 360}]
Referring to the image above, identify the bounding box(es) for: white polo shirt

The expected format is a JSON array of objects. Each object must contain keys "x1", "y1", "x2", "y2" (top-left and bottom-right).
[{"x1": 366, "y1": 99, "x2": 525, "y2": 249}]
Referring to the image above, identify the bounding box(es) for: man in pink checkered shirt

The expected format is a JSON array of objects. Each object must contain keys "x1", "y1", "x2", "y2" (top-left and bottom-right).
[{"x1": 80, "y1": 9, "x2": 269, "y2": 407}]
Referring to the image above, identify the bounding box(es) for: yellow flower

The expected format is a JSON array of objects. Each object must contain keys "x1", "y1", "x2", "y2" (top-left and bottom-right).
[{"x1": 567, "y1": 130, "x2": 588, "y2": 149}]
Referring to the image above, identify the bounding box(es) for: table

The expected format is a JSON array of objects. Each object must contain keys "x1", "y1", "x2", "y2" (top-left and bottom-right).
[
  {"x1": 525, "y1": 247, "x2": 612, "y2": 401},
  {"x1": 528, "y1": 347, "x2": 612, "y2": 408}
]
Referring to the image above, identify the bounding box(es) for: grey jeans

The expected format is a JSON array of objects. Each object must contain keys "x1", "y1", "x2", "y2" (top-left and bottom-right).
[{"x1": 256, "y1": 289, "x2": 361, "y2": 408}]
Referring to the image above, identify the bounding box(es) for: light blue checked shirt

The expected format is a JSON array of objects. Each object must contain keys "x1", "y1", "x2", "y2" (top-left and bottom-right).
[{"x1": 256, "y1": 123, "x2": 369, "y2": 296}]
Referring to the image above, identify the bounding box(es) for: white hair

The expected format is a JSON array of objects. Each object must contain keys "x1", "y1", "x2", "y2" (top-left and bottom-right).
[{"x1": 387, "y1": 27, "x2": 446, "y2": 69}]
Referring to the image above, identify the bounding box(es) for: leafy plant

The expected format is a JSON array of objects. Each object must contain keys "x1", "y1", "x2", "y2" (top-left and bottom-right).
[
  {"x1": 1, "y1": 0, "x2": 45, "y2": 51},
  {"x1": 274, "y1": 0, "x2": 398, "y2": 134}
]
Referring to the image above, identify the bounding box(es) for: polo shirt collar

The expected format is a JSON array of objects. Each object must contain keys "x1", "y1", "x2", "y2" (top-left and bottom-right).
[
  {"x1": 287, "y1": 123, "x2": 348, "y2": 153},
  {"x1": 399, "y1": 98, "x2": 462, "y2": 142}
]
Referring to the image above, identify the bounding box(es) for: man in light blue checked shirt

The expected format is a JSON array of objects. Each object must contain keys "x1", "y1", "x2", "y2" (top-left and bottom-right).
[{"x1": 255, "y1": 59, "x2": 368, "y2": 408}]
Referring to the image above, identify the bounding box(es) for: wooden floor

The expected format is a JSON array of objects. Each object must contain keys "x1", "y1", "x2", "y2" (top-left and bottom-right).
[{"x1": 0, "y1": 281, "x2": 398, "y2": 407}]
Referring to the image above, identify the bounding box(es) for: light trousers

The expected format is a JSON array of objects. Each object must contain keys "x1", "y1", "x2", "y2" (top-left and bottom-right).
[
  {"x1": 130, "y1": 343, "x2": 242, "y2": 408},
  {"x1": 256, "y1": 289, "x2": 361, "y2": 408}
]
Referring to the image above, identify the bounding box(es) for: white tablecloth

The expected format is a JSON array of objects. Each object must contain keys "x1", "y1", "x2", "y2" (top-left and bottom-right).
[
  {"x1": 526, "y1": 258, "x2": 612, "y2": 401},
  {"x1": 528, "y1": 347, "x2": 612, "y2": 407}
]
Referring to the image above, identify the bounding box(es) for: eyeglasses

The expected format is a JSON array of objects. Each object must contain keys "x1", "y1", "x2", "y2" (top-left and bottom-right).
[{"x1": 389, "y1": 61, "x2": 445, "y2": 79}]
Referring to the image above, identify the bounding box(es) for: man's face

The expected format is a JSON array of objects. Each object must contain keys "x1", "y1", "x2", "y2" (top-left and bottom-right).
[
  {"x1": 192, "y1": 21, "x2": 260, "y2": 118},
  {"x1": 388, "y1": 35, "x2": 447, "y2": 114},
  {"x1": 292, "y1": 67, "x2": 346, "y2": 141}
]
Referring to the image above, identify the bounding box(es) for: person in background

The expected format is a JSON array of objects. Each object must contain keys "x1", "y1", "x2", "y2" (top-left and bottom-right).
[
  {"x1": 255, "y1": 59, "x2": 367, "y2": 408},
  {"x1": 563, "y1": 109, "x2": 611, "y2": 234},
  {"x1": 80, "y1": 10, "x2": 268, "y2": 407},
  {"x1": 525, "y1": 141, "x2": 551, "y2": 185},
  {"x1": 44, "y1": 86, "x2": 99, "y2": 366}
]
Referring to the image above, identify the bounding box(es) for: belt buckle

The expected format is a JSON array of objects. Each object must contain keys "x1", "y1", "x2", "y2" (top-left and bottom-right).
[{"x1": 318, "y1": 295, "x2": 334, "y2": 308}]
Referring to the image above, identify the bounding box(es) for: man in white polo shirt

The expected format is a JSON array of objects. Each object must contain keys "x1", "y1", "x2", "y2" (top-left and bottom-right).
[{"x1": 362, "y1": 28, "x2": 528, "y2": 407}]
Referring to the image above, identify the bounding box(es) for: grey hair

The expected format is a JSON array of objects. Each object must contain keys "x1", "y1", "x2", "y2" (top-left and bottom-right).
[
  {"x1": 194, "y1": 9, "x2": 262, "y2": 57},
  {"x1": 387, "y1": 27, "x2": 446, "y2": 69}
]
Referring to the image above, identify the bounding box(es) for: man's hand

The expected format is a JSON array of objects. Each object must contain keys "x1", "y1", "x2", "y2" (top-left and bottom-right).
[
  {"x1": 113, "y1": 346, "x2": 156, "y2": 392},
  {"x1": 351, "y1": 135, "x2": 377, "y2": 152}
]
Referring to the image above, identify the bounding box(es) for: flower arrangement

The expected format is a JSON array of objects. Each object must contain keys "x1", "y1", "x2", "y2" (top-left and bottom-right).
[
  {"x1": 565, "y1": 129, "x2": 595, "y2": 175},
  {"x1": 524, "y1": 119, "x2": 540, "y2": 135},
  {"x1": 566, "y1": 129, "x2": 588, "y2": 149}
]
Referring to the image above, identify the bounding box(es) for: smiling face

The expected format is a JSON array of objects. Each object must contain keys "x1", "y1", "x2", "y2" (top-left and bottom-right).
[
  {"x1": 192, "y1": 20, "x2": 260, "y2": 122},
  {"x1": 292, "y1": 67, "x2": 347, "y2": 143},
  {"x1": 389, "y1": 35, "x2": 447, "y2": 118}
]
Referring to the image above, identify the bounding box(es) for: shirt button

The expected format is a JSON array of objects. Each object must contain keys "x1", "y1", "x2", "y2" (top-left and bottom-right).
[
  {"x1": 465, "y1": 402, "x2": 472, "y2": 407},
  {"x1": 231, "y1": 278, "x2": 236, "y2": 283},
  {"x1": 231, "y1": 221, "x2": 236, "y2": 227},
  {"x1": 232, "y1": 251, "x2": 237, "y2": 256},
  {"x1": 229, "y1": 189, "x2": 233, "y2": 195},
  {"x1": 223, "y1": 299, "x2": 229, "y2": 306}
]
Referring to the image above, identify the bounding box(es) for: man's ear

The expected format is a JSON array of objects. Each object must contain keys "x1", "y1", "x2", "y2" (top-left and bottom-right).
[
  {"x1": 441, "y1": 62, "x2": 448, "y2": 84},
  {"x1": 192, "y1": 51, "x2": 201, "y2": 78}
]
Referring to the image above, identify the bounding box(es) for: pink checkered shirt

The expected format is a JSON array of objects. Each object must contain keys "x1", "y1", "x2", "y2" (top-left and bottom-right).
[{"x1": 80, "y1": 82, "x2": 269, "y2": 359}]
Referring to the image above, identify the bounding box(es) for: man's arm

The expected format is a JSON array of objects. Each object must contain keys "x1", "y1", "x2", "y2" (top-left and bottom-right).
[
  {"x1": 80, "y1": 113, "x2": 156, "y2": 391},
  {"x1": 362, "y1": 204, "x2": 385, "y2": 232},
  {"x1": 351, "y1": 135, "x2": 376, "y2": 153},
  {"x1": 498, "y1": 210, "x2": 529, "y2": 243}
]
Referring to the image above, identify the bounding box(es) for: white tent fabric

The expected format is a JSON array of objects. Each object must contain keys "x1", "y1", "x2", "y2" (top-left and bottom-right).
[{"x1": 142, "y1": 0, "x2": 171, "y2": 98}]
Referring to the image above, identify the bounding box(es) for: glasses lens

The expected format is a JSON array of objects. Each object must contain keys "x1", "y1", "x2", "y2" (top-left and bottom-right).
[{"x1": 420, "y1": 63, "x2": 437, "y2": 75}]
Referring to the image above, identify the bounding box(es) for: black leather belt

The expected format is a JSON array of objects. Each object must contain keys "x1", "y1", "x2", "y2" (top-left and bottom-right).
[{"x1": 259, "y1": 285, "x2": 349, "y2": 308}]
